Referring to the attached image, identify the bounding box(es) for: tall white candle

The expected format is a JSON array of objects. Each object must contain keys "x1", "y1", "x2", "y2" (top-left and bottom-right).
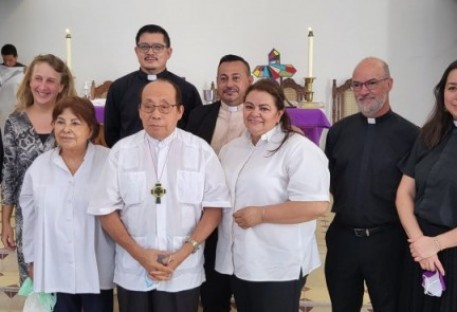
[
  {"x1": 307, "y1": 27, "x2": 314, "y2": 77},
  {"x1": 65, "y1": 28, "x2": 72, "y2": 70}
]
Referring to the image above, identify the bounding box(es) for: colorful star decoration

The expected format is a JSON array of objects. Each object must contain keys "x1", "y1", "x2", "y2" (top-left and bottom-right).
[{"x1": 253, "y1": 48, "x2": 297, "y2": 79}]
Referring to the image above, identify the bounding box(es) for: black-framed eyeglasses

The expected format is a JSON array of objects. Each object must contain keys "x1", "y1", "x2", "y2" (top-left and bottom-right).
[
  {"x1": 137, "y1": 43, "x2": 166, "y2": 54},
  {"x1": 140, "y1": 104, "x2": 178, "y2": 114},
  {"x1": 350, "y1": 77, "x2": 390, "y2": 91}
]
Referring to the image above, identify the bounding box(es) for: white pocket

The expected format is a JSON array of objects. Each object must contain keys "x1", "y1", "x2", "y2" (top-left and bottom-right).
[
  {"x1": 120, "y1": 172, "x2": 146, "y2": 206},
  {"x1": 176, "y1": 170, "x2": 204, "y2": 204}
]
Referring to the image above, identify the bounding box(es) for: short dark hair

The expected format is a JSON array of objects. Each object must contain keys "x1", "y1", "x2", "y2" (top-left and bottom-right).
[
  {"x1": 140, "y1": 78, "x2": 183, "y2": 107},
  {"x1": 52, "y1": 96, "x2": 100, "y2": 142},
  {"x1": 218, "y1": 54, "x2": 251, "y2": 76},
  {"x1": 135, "y1": 24, "x2": 171, "y2": 47},
  {"x1": 1, "y1": 44, "x2": 18, "y2": 57}
]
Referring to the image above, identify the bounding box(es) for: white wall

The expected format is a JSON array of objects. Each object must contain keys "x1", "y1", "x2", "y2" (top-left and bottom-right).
[{"x1": 1, "y1": 0, "x2": 456, "y2": 126}]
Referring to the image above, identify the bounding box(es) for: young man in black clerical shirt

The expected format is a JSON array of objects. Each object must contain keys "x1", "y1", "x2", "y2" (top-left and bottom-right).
[
  {"x1": 186, "y1": 54, "x2": 253, "y2": 312},
  {"x1": 324, "y1": 57, "x2": 419, "y2": 312},
  {"x1": 104, "y1": 24, "x2": 202, "y2": 147}
]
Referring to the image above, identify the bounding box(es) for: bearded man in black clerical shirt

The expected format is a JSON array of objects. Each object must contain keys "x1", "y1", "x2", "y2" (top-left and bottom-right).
[{"x1": 324, "y1": 57, "x2": 419, "y2": 312}]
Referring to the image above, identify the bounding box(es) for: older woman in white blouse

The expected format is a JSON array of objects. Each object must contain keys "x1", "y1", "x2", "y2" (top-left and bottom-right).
[
  {"x1": 20, "y1": 96, "x2": 115, "y2": 312},
  {"x1": 215, "y1": 79, "x2": 330, "y2": 312}
]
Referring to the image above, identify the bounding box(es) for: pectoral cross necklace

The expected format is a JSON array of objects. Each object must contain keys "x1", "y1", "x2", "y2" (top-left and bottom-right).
[{"x1": 146, "y1": 136, "x2": 171, "y2": 204}]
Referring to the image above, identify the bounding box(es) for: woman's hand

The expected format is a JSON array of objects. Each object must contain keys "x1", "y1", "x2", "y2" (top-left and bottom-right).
[
  {"x1": 1, "y1": 222, "x2": 16, "y2": 250},
  {"x1": 233, "y1": 206, "x2": 264, "y2": 229},
  {"x1": 409, "y1": 236, "x2": 440, "y2": 261},
  {"x1": 27, "y1": 263, "x2": 34, "y2": 280},
  {"x1": 418, "y1": 255, "x2": 445, "y2": 276}
]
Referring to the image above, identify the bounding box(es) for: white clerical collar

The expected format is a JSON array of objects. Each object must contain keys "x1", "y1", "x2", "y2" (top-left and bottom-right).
[
  {"x1": 221, "y1": 101, "x2": 243, "y2": 112},
  {"x1": 453, "y1": 120, "x2": 457, "y2": 127},
  {"x1": 145, "y1": 129, "x2": 177, "y2": 149},
  {"x1": 367, "y1": 118, "x2": 376, "y2": 124},
  {"x1": 148, "y1": 74, "x2": 157, "y2": 81}
]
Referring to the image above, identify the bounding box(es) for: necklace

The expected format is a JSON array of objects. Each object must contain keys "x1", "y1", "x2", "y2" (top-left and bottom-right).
[{"x1": 146, "y1": 135, "x2": 171, "y2": 204}]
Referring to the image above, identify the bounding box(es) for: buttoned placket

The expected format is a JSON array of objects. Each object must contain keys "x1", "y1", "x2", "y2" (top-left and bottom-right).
[{"x1": 147, "y1": 138, "x2": 171, "y2": 251}]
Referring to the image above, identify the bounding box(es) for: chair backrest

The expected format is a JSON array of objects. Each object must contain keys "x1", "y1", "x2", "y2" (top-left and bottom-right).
[
  {"x1": 332, "y1": 78, "x2": 358, "y2": 123},
  {"x1": 91, "y1": 80, "x2": 112, "y2": 99},
  {"x1": 281, "y1": 78, "x2": 305, "y2": 103}
]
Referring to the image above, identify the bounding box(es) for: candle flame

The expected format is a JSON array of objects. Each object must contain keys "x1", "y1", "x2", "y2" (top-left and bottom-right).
[{"x1": 308, "y1": 27, "x2": 314, "y2": 37}]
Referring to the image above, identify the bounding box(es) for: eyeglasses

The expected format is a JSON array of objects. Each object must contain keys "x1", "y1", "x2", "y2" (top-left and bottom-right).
[
  {"x1": 350, "y1": 77, "x2": 390, "y2": 91},
  {"x1": 140, "y1": 104, "x2": 178, "y2": 114},
  {"x1": 137, "y1": 43, "x2": 166, "y2": 54}
]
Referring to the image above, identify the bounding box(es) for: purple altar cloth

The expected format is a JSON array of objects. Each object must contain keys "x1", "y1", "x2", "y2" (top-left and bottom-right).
[
  {"x1": 92, "y1": 105, "x2": 331, "y2": 145},
  {"x1": 94, "y1": 105, "x2": 105, "y2": 124},
  {"x1": 286, "y1": 108, "x2": 331, "y2": 145}
]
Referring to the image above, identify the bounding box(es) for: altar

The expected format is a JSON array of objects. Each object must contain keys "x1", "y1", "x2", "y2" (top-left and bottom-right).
[
  {"x1": 92, "y1": 103, "x2": 331, "y2": 147},
  {"x1": 286, "y1": 107, "x2": 331, "y2": 145}
]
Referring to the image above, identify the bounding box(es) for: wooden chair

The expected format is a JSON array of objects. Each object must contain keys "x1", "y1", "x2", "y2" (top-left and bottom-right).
[
  {"x1": 281, "y1": 78, "x2": 305, "y2": 103},
  {"x1": 90, "y1": 80, "x2": 112, "y2": 99},
  {"x1": 90, "y1": 80, "x2": 112, "y2": 147},
  {"x1": 332, "y1": 78, "x2": 358, "y2": 123}
]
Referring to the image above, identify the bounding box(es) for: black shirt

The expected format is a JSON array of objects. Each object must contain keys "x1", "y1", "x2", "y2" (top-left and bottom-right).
[
  {"x1": 104, "y1": 69, "x2": 203, "y2": 147},
  {"x1": 325, "y1": 111, "x2": 419, "y2": 227},
  {"x1": 402, "y1": 127, "x2": 457, "y2": 228}
]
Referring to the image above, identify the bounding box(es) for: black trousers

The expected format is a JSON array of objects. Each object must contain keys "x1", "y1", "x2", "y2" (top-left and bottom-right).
[
  {"x1": 231, "y1": 273, "x2": 306, "y2": 312},
  {"x1": 201, "y1": 229, "x2": 232, "y2": 312},
  {"x1": 325, "y1": 220, "x2": 406, "y2": 312},
  {"x1": 53, "y1": 289, "x2": 113, "y2": 312},
  {"x1": 117, "y1": 285, "x2": 200, "y2": 312}
]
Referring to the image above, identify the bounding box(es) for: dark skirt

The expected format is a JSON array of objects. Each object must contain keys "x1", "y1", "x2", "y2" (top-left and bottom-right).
[{"x1": 398, "y1": 218, "x2": 457, "y2": 311}]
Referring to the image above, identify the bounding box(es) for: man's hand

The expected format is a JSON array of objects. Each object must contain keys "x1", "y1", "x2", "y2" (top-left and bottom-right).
[{"x1": 138, "y1": 249, "x2": 173, "y2": 281}]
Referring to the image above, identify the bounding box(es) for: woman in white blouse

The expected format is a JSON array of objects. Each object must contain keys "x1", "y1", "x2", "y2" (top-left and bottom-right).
[
  {"x1": 215, "y1": 79, "x2": 330, "y2": 312},
  {"x1": 20, "y1": 96, "x2": 115, "y2": 312}
]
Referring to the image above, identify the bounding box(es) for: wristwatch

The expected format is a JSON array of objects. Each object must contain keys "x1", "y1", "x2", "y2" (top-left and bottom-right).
[{"x1": 185, "y1": 238, "x2": 200, "y2": 254}]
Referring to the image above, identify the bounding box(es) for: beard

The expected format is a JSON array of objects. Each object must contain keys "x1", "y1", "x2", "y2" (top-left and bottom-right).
[{"x1": 357, "y1": 93, "x2": 387, "y2": 117}]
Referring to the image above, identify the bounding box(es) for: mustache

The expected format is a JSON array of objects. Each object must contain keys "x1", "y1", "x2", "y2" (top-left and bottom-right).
[{"x1": 223, "y1": 87, "x2": 239, "y2": 93}]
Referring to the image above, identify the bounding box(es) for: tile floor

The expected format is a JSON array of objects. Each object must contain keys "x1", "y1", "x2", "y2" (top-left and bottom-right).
[{"x1": 0, "y1": 211, "x2": 373, "y2": 311}]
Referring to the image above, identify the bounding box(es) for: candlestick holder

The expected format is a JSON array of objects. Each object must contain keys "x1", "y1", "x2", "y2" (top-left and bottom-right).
[{"x1": 304, "y1": 77, "x2": 315, "y2": 102}]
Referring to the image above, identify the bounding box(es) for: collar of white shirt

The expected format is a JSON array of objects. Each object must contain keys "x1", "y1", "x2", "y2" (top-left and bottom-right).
[
  {"x1": 145, "y1": 128, "x2": 177, "y2": 149},
  {"x1": 245, "y1": 125, "x2": 282, "y2": 146},
  {"x1": 220, "y1": 101, "x2": 243, "y2": 112}
]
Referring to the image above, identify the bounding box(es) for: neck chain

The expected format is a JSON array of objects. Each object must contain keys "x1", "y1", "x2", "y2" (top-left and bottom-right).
[{"x1": 146, "y1": 135, "x2": 172, "y2": 204}]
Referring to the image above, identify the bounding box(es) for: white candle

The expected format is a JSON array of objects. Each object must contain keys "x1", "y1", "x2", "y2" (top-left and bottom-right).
[
  {"x1": 307, "y1": 27, "x2": 314, "y2": 77},
  {"x1": 65, "y1": 28, "x2": 72, "y2": 70}
]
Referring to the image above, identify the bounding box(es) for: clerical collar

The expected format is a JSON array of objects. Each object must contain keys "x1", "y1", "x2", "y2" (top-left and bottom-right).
[
  {"x1": 139, "y1": 68, "x2": 168, "y2": 81},
  {"x1": 145, "y1": 129, "x2": 177, "y2": 149},
  {"x1": 453, "y1": 120, "x2": 457, "y2": 127},
  {"x1": 362, "y1": 109, "x2": 393, "y2": 124},
  {"x1": 221, "y1": 102, "x2": 242, "y2": 112}
]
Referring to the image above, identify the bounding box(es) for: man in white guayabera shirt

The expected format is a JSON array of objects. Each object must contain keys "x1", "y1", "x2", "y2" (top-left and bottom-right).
[{"x1": 88, "y1": 78, "x2": 230, "y2": 312}]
